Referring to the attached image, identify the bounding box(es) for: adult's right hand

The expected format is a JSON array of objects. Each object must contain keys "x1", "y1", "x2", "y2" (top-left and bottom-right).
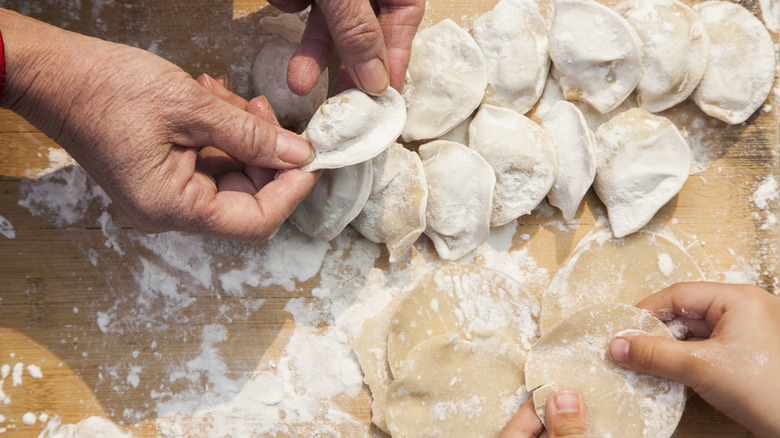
[{"x1": 609, "y1": 282, "x2": 780, "y2": 437}]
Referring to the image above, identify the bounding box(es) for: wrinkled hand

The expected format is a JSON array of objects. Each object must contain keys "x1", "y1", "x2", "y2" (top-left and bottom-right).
[
  {"x1": 609, "y1": 282, "x2": 780, "y2": 437},
  {"x1": 267, "y1": 0, "x2": 425, "y2": 94},
  {"x1": 502, "y1": 390, "x2": 589, "y2": 438},
  {"x1": 2, "y1": 9, "x2": 319, "y2": 242}
]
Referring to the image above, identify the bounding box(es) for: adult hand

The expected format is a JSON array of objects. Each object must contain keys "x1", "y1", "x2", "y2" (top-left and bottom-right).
[
  {"x1": 609, "y1": 282, "x2": 780, "y2": 437},
  {"x1": 1, "y1": 9, "x2": 319, "y2": 242},
  {"x1": 502, "y1": 390, "x2": 589, "y2": 438},
  {"x1": 267, "y1": 0, "x2": 425, "y2": 95}
]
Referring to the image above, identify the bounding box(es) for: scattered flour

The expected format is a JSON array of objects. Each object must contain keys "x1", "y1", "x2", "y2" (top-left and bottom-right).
[
  {"x1": 27, "y1": 365, "x2": 43, "y2": 379},
  {"x1": 0, "y1": 215, "x2": 15, "y2": 239},
  {"x1": 22, "y1": 412, "x2": 37, "y2": 426}
]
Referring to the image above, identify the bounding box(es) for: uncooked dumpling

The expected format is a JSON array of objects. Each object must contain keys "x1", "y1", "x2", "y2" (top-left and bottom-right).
[
  {"x1": 549, "y1": 0, "x2": 644, "y2": 113},
  {"x1": 402, "y1": 19, "x2": 488, "y2": 142},
  {"x1": 302, "y1": 87, "x2": 406, "y2": 171},
  {"x1": 594, "y1": 108, "x2": 690, "y2": 238},
  {"x1": 386, "y1": 263, "x2": 540, "y2": 378},
  {"x1": 525, "y1": 303, "x2": 686, "y2": 438},
  {"x1": 471, "y1": 0, "x2": 549, "y2": 114},
  {"x1": 540, "y1": 101, "x2": 597, "y2": 221},
  {"x1": 419, "y1": 141, "x2": 495, "y2": 260},
  {"x1": 539, "y1": 227, "x2": 708, "y2": 332},
  {"x1": 620, "y1": 0, "x2": 710, "y2": 113},
  {"x1": 385, "y1": 332, "x2": 527, "y2": 438},
  {"x1": 692, "y1": 1, "x2": 776, "y2": 124},
  {"x1": 351, "y1": 143, "x2": 428, "y2": 263},
  {"x1": 469, "y1": 105, "x2": 557, "y2": 227},
  {"x1": 288, "y1": 161, "x2": 372, "y2": 241},
  {"x1": 252, "y1": 14, "x2": 327, "y2": 132}
]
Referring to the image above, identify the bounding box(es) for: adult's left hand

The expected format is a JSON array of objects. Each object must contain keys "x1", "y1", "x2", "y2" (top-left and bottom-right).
[{"x1": 502, "y1": 390, "x2": 589, "y2": 438}]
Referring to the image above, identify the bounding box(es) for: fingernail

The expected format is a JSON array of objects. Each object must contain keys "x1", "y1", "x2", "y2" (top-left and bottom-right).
[
  {"x1": 354, "y1": 58, "x2": 389, "y2": 94},
  {"x1": 555, "y1": 390, "x2": 580, "y2": 414},
  {"x1": 199, "y1": 74, "x2": 215, "y2": 90},
  {"x1": 276, "y1": 133, "x2": 314, "y2": 165},
  {"x1": 610, "y1": 337, "x2": 630, "y2": 363}
]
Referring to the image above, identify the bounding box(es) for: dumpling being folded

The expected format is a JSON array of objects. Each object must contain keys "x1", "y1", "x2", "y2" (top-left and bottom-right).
[
  {"x1": 352, "y1": 143, "x2": 428, "y2": 263},
  {"x1": 419, "y1": 141, "x2": 495, "y2": 260},
  {"x1": 469, "y1": 104, "x2": 557, "y2": 227}
]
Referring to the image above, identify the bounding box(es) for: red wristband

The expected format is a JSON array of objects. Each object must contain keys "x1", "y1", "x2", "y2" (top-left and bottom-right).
[{"x1": 0, "y1": 28, "x2": 5, "y2": 105}]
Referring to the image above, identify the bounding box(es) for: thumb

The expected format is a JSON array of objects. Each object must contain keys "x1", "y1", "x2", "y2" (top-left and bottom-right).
[
  {"x1": 544, "y1": 390, "x2": 589, "y2": 438},
  {"x1": 609, "y1": 332, "x2": 697, "y2": 385}
]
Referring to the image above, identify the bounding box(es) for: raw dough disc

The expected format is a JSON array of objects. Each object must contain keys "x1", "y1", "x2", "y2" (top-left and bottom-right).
[
  {"x1": 387, "y1": 263, "x2": 540, "y2": 378},
  {"x1": 539, "y1": 227, "x2": 707, "y2": 333},
  {"x1": 525, "y1": 303, "x2": 686, "y2": 438},
  {"x1": 385, "y1": 332, "x2": 527, "y2": 438}
]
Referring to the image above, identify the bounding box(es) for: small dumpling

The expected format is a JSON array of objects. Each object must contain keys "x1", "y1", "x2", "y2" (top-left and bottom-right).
[
  {"x1": 302, "y1": 87, "x2": 406, "y2": 171},
  {"x1": 471, "y1": 0, "x2": 550, "y2": 114},
  {"x1": 540, "y1": 101, "x2": 597, "y2": 221},
  {"x1": 692, "y1": 1, "x2": 776, "y2": 124},
  {"x1": 419, "y1": 141, "x2": 495, "y2": 260},
  {"x1": 469, "y1": 105, "x2": 557, "y2": 227},
  {"x1": 620, "y1": 0, "x2": 709, "y2": 113},
  {"x1": 594, "y1": 108, "x2": 691, "y2": 238},
  {"x1": 288, "y1": 161, "x2": 372, "y2": 241},
  {"x1": 402, "y1": 19, "x2": 488, "y2": 142},
  {"x1": 251, "y1": 30, "x2": 328, "y2": 131},
  {"x1": 351, "y1": 143, "x2": 428, "y2": 263},
  {"x1": 549, "y1": 0, "x2": 644, "y2": 113}
]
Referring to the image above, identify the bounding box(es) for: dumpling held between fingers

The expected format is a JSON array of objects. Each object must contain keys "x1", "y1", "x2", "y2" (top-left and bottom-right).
[
  {"x1": 593, "y1": 108, "x2": 691, "y2": 238},
  {"x1": 469, "y1": 105, "x2": 557, "y2": 227},
  {"x1": 419, "y1": 141, "x2": 495, "y2": 261},
  {"x1": 351, "y1": 143, "x2": 428, "y2": 263},
  {"x1": 301, "y1": 87, "x2": 406, "y2": 171}
]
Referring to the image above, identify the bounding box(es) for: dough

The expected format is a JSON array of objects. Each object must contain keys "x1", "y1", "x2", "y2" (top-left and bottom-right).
[
  {"x1": 419, "y1": 141, "x2": 495, "y2": 260},
  {"x1": 402, "y1": 19, "x2": 488, "y2": 142},
  {"x1": 525, "y1": 303, "x2": 686, "y2": 438},
  {"x1": 539, "y1": 227, "x2": 708, "y2": 332},
  {"x1": 471, "y1": 0, "x2": 549, "y2": 114},
  {"x1": 620, "y1": 0, "x2": 710, "y2": 113},
  {"x1": 469, "y1": 104, "x2": 557, "y2": 227},
  {"x1": 385, "y1": 332, "x2": 527, "y2": 438},
  {"x1": 288, "y1": 162, "x2": 372, "y2": 241},
  {"x1": 549, "y1": 0, "x2": 644, "y2": 113},
  {"x1": 692, "y1": 1, "x2": 776, "y2": 124},
  {"x1": 387, "y1": 263, "x2": 540, "y2": 378},
  {"x1": 594, "y1": 108, "x2": 691, "y2": 238},
  {"x1": 351, "y1": 143, "x2": 428, "y2": 263},
  {"x1": 540, "y1": 100, "x2": 598, "y2": 221},
  {"x1": 302, "y1": 87, "x2": 406, "y2": 171}
]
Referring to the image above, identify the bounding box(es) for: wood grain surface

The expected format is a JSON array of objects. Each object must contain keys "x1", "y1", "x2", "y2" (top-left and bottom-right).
[{"x1": 0, "y1": 0, "x2": 777, "y2": 436}]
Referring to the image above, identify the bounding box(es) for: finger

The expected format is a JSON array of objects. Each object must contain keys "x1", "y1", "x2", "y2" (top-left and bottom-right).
[
  {"x1": 216, "y1": 171, "x2": 258, "y2": 194},
  {"x1": 376, "y1": 0, "x2": 425, "y2": 91},
  {"x1": 317, "y1": 0, "x2": 390, "y2": 94},
  {"x1": 665, "y1": 316, "x2": 713, "y2": 340},
  {"x1": 636, "y1": 282, "x2": 734, "y2": 330},
  {"x1": 288, "y1": 5, "x2": 335, "y2": 96},
  {"x1": 501, "y1": 397, "x2": 544, "y2": 438},
  {"x1": 247, "y1": 96, "x2": 282, "y2": 127},
  {"x1": 214, "y1": 74, "x2": 231, "y2": 91},
  {"x1": 267, "y1": 0, "x2": 312, "y2": 13},
  {"x1": 609, "y1": 331, "x2": 703, "y2": 387},
  {"x1": 245, "y1": 166, "x2": 278, "y2": 190},
  {"x1": 196, "y1": 146, "x2": 244, "y2": 176},
  {"x1": 197, "y1": 74, "x2": 248, "y2": 110},
  {"x1": 544, "y1": 390, "x2": 589, "y2": 438}
]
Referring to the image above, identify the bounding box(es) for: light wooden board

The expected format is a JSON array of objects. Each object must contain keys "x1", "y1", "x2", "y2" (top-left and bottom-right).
[{"x1": 0, "y1": 0, "x2": 778, "y2": 436}]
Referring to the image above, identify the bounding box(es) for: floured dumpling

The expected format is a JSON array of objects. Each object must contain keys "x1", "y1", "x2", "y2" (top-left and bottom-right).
[
  {"x1": 540, "y1": 101, "x2": 597, "y2": 221},
  {"x1": 526, "y1": 303, "x2": 686, "y2": 438},
  {"x1": 302, "y1": 87, "x2": 406, "y2": 171},
  {"x1": 469, "y1": 105, "x2": 557, "y2": 227},
  {"x1": 386, "y1": 263, "x2": 540, "y2": 377},
  {"x1": 549, "y1": 0, "x2": 644, "y2": 113},
  {"x1": 351, "y1": 143, "x2": 428, "y2": 263},
  {"x1": 419, "y1": 141, "x2": 495, "y2": 260},
  {"x1": 539, "y1": 227, "x2": 708, "y2": 332},
  {"x1": 402, "y1": 19, "x2": 488, "y2": 142},
  {"x1": 252, "y1": 14, "x2": 327, "y2": 132},
  {"x1": 692, "y1": 1, "x2": 776, "y2": 124},
  {"x1": 594, "y1": 108, "x2": 690, "y2": 238},
  {"x1": 288, "y1": 161, "x2": 372, "y2": 241},
  {"x1": 386, "y1": 332, "x2": 527, "y2": 438},
  {"x1": 437, "y1": 113, "x2": 474, "y2": 145},
  {"x1": 620, "y1": 0, "x2": 709, "y2": 113},
  {"x1": 471, "y1": 0, "x2": 549, "y2": 114}
]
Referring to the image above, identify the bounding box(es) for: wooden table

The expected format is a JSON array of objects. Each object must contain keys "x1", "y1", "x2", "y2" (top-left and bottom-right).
[{"x1": 0, "y1": 0, "x2": 777, "y2": 436}]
